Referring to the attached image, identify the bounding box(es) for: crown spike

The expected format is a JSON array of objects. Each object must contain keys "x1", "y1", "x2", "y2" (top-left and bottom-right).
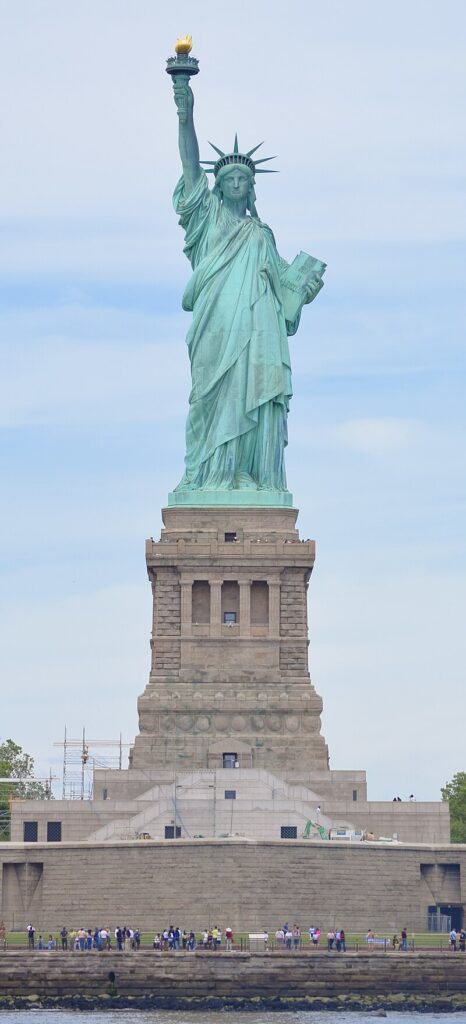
[
  {"x1": 255, "y1": 168, "x2": 278, "y2": 174},
  {"x1": 208, "y1": 141, "x2": 226, "y2": 157},
  {"x1": 246, "y1": 142, "x2": 264, "y2": 158},
  {"x1": 233, "y1": 133, "x2": 239, "y2": 154},
  {"x1": 254, "y1": 156, "x2": 277, "y2": 165}
]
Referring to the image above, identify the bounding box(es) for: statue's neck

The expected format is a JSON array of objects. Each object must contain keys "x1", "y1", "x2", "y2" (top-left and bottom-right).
[{"x1": 222, "y1": 196, "x2": 247, "y2": 220}]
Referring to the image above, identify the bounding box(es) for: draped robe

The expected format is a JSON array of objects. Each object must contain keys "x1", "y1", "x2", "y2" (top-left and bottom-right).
[{"x1": 173, "y1": 171, "x2": 299, "y2": 493}]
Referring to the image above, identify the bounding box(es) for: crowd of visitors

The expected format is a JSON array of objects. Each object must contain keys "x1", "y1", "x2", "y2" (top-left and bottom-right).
[{"x1": 10, "y1": 920, "x2": 462, "y2": 953}]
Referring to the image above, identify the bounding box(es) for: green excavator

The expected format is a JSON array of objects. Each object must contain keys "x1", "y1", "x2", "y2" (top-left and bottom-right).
[{"x1": 302, "y1": 820, "x2": 329, "y2": 840}]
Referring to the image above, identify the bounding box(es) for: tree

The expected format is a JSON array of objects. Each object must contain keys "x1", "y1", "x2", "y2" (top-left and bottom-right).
[
  {"x1": 441, "y1": 772, "x2": 466, "y2": 843},
  {"x1": 0, "y1": 739, "x2": 50, "y2": 841}
]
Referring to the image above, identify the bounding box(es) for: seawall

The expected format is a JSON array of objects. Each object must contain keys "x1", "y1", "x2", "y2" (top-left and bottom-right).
[{"x1": 1, "y1": 951, "x2": 466, "y2": 1011}]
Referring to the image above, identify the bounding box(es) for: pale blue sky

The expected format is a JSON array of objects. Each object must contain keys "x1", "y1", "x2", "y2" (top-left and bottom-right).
[{"x1": 1, "y1": 0, "x2": 465, "y2": 800}]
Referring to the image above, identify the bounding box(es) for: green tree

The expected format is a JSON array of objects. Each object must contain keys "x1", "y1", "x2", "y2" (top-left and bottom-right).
[
  {"x1": 0, "y1": 739, "x2": 50, "y2": 841},
  {"x1": 441, "y1": 772, "x2": 466, "y2": 843}
]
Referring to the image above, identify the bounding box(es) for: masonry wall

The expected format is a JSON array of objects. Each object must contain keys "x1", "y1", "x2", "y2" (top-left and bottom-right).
[
  {"x1": 2, "y1": 951, "x2": 466, "y2": 1004},
  {"x1": 1, "y1": 839, "x2": 465, "y2": 933}
]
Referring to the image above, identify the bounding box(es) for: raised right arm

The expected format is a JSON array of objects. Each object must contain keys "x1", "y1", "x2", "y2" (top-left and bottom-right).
[{"x1": 172, "y1": 80, "x2": 201, "y2": 194}]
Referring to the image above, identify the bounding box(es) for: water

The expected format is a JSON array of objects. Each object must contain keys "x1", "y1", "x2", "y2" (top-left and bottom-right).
[{"x1": 1, "y1": 1014, "x2": 466, "y2": 1023}]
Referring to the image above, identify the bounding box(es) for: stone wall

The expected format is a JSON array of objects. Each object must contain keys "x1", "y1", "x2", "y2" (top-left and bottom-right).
[
  {"x1": 1, "y1": 838, "x2": 465, "y2": 933},
  {"x1": 1, "y1": 951, "x2": 466, "y2": 1006}
]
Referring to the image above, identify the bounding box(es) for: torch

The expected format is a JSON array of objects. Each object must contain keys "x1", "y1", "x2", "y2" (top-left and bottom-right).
[{"x1": 166, "y1": 36, "x2": 200, "y2": 116}]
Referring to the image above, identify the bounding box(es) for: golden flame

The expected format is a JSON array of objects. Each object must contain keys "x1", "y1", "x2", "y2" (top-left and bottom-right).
[{"x1": 175, "y1": 35, "x2": 193, "y2": 55}]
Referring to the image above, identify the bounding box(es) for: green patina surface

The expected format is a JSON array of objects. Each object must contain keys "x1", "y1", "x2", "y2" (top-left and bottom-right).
[{"x1": 168, "y1": 51, "x2": 325, "y2": 507}]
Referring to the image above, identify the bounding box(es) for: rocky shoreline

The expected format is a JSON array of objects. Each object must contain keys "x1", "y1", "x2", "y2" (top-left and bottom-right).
[{"x1": 2, "y1": 993, "x2": 466, "y2": 1012}]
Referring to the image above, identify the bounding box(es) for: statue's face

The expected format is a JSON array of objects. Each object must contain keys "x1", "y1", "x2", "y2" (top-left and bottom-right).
[{"x1": 220, "y1": 168, "x2": 251, "y2": 201}]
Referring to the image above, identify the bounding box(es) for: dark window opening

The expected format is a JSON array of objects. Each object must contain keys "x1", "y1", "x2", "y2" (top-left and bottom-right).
[
  {"x1": 23, "y1": 821, "x2": 38, "y2": 842},
  {"x1": 225, "y1": 790, "x2": 236, "y2": 800},
  {"x1": 225, "y1": 532, "x2": 237, "y2": 542},
  {"x1": 192, "y1": 580, "x2": 210, "y2": 623},
  {"x1": 47, "y1": 821, "x2": 62, "y2": 842},
  {"x1": 251, "y1": 581, "x2": 269, "y2": 624},
  {"x1": 352, "y1": 789, "x2": 358, "y2": 801},
  {"x1": 224, "y1": 611, "x2": 237, "y2": 624},
  {"x1": 165, "y1": 825, "x2": 181, "y2": 839},
  {"x1": 281, "y1": 825, "x2": 297, "y2": 839},
  {"x1": 223, "y1": 752, "x2": 238, "y2": 769}
]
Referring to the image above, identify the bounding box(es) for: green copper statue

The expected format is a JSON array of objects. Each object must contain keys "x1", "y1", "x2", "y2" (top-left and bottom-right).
[{"x1": 167, "y1": 38, "x2": 326, "y2": 507}]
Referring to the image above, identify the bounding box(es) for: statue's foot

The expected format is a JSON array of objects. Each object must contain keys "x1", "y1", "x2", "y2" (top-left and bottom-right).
[{"x1": 234, "y1": 473, "x2": 258, "y2": 490}]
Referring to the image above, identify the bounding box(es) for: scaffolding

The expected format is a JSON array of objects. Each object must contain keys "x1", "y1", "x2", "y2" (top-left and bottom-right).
[{"x1": 53, "y1": 727, "x2": 130, "y2": 799}]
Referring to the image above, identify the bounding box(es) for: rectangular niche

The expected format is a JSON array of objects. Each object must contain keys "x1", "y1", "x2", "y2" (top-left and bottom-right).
[
  {"x1": 251, "y1": 581, "x2": 269, "y2": 624},
  {"x1": 221, "y1": 581, "x2": 239, "y2": 622},
  {"x1": 192, "y1": 580, "x2": 210, "y2": 624}
]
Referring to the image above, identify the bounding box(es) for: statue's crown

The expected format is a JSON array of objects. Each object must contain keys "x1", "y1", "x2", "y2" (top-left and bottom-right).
[{"x1": 201, "y1": 135, "x2": 277, "y2": 177}]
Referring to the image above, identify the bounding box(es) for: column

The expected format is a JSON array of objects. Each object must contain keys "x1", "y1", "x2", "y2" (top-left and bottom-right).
[
  {"x1": 180, "y1": 576, "x2": 193, "y2": 637},
  {"x1": 239, "y1": 579, "x2": 251, "y2": 637},
  {"x1": 268, "y1": 577, "x2": 281, "y2": 638},
  {"x1": 209, "y1": 578, "x2": 222, "y2": 637}
]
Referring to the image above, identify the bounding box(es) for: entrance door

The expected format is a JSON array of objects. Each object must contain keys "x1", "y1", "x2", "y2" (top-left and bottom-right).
[
  {"x1": 440, "y1": 905, "x2": 463, "y2": 930},
  {"x1": 223, "y1": 752, "x2": 238, "y2": 769}
]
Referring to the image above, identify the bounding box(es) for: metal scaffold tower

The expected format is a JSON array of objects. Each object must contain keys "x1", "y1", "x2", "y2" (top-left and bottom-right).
[{"x1": 54, "y1": 727, "x2": 130, "y2": 799}]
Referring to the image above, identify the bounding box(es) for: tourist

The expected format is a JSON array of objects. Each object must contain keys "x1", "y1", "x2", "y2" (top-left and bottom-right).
[
  {"x1": 86, "y1": 929, "x2": 93, "y2": 951},
  {"x1": 327, "y1": 929, "x2": 335, "y2": 951},
  {"x1": 47, "y1": 934, "x2": 56, "y2": 950},
  {"x1": 182, "y1": 929, "x2": 188, "y2": 949},
  {"x1": 134, "y1": 928, "x2": 141, "y2": 949},
  {"x1": 37, "y1": 934, "x2": 44, "y2": 950},
  {"x1": 392, "y1": 934, "x2": 400, "y2": 950},
  {"x1": 115, "y1": 926, "x2": 123, "y2": 951},
  {"x1": 225, "y1": 925, "x2": 233, "y2": 951},
  {"x1": 312, "y1": 928, "x2": 321, "y2": 948},
  {"x1": 459, "y1": 929, "x2": 465, "y2": 952},
  {"x1": 285, "y1": 928, "x2": 292, "y2": 950},
  {"x1": 275, "y1": 927, "x2": 284, "y2": 948},
  {"x1": 216, "y1": 926, "x2": 222, "y2": 949},
  {"x1": 263, "y1": 929, "x2": 269, "y2": 949},
  {"x1": 188, "y1": 931, "x2": 196, "y2": 950},
  {"x1": 60, "y1": 926, "x2": 68, "y2": 951},
  {"x1": 292, "y1": 924, "x2": 300, "y2": 949},
  {"x1": 99, "y1": 927, "x2": 108, "y2": 950},
  {"x1": 450, "y1": 927, "x2": 457, "y2": 951},
  {"x1": 77, "y1": 927, "x2": 86, "y2": 951},
  {"x1": 0, "y1": 921, "x2": 6, "y2": 951},
  {"x1": 400, "y1": 926, "x2": 408, "y2": 951},
  {"x1": 335, "y1": 929, "x2": 341, "y2": 952},
  {"x1": 27, "y1": 922, "x2": 35, "y2": 949},
  {"x1": 339, "y1": 928, "x2": 346, "y2": 952}
]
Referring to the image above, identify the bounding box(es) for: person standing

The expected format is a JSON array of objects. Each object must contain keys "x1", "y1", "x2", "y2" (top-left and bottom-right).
[
  {"x1": 27, "y1": 923, "x2": 35, "y2": 949},
  {"x1": 450, "y1": 927, "x2": 457, "y2": 951},
  {"x1": 401, "y1": 927, "x2": 408, "y2": 951},
  {"x1": 225, "y1": 926, "x2": 233, "y2": 951}
]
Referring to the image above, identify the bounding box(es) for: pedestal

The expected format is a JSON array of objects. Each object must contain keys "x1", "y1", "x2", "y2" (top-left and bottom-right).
[{"x1": 130, "y1": 506, "x2": 329, "y2": 777}]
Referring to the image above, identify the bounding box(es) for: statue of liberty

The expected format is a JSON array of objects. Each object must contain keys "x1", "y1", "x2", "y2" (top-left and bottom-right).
[{"x1": 167, "y1": 39, "x2": 326, "y2": 507}]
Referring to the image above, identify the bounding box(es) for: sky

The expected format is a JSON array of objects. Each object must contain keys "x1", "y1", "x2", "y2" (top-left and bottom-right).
[{"x1": 1, "y1": 0, "x2": 465, "y2": 802}]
